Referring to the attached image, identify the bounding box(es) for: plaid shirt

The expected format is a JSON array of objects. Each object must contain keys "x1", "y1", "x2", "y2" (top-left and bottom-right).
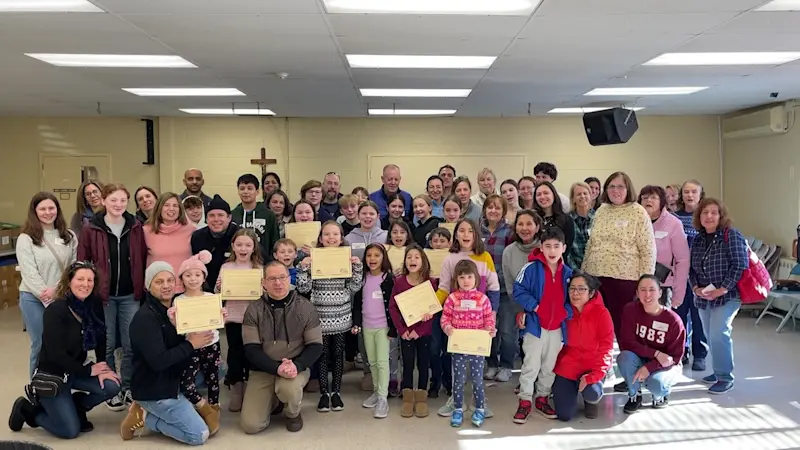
[
  {"x1": 480, "y1": 219, "x2": 514, "y2": 293},
  {"x1": 567, "y1": 210, "x2": 594, "y2": 269},
  {"x1": 689, "y1": 227, "x2": 749, "y2": 309}
]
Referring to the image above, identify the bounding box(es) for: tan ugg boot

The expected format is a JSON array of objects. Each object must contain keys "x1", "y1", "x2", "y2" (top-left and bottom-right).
[
  {"x1": 228, "y1": 382, "x2": 244, "y2": 412},
  {"x1": 196, "y1": 400, "x2": 220, "y2": 436},
  {"x1": 400, "y1": 389, "x2": 415, "y2": 418},
  {"x1": 414, "y1": 389, "x2": 429, "y2": 418}
]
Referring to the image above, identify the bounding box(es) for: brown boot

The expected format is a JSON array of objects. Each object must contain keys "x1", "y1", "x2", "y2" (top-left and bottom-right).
[
  {"x1": 305, "y1": 379, "x2": 319, "y2": 393},
  {"x1": 120, "y1": 401, "x2": 145, "y2": 441},
  {"x1": 196, "y1": 400, "x2": 220, "y2": 436},
  {"x1": 400, "y1": 389, "x2": 415, "y2": 418},
  {"x1": 228, "y1": 382, "x2": 244, "y2": 412},
  {"x1": 361, "y1": 373, "x2": 373, "y2": 391},
  {"x1": 413, "y1": 389, "x2": 429, "y2": 418}
]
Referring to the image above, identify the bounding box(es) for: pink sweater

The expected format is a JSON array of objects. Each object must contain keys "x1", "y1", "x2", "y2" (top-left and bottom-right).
[
  {"x1": 219, "y1": 261, "x2": 263, "y2": 323},
  {"x1": 652, "y1": 208, "x2": 690, "y2": 303},
  {"x1": 441, "y1": 289, "x2": 496, "y2": 334},
  {"x1": 143, "y1": 222, "x2": 195, "y2": 293}
]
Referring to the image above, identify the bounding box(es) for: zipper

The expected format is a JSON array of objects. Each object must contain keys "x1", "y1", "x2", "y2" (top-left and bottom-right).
[{"x1": 115, "y1": 227, "x2": 130, "y2": 296}]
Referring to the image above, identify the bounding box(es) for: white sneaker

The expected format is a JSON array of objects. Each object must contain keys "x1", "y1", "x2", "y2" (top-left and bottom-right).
[
  {"x1": 362, "y1": 393, "x2": 380, "y2": 408},
  {"x1": 495, "y1": 368, "x2": 513, "y2": 382},
  {"x1": 374, "y1": 396, "x2": 389, "y2": 418},
  {"x1": 484, "y1": 367, "x2": 499, "y2": 380},
  {"x1": 438, "y1": 396, "x2": 456, "y2": 417}
]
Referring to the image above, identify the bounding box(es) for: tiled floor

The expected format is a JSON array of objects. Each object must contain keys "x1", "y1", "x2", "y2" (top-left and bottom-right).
[{"x1": 1, "y1": 307, "x2": 799, "y2": 450}]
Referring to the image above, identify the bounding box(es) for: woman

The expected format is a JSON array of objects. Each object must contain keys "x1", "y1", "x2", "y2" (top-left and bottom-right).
[
  {"x1": 550, "y1": 272, "x2": 613, "y2": 421},
  {"x1": 689, "y1": 198, "x2": 748, "y2": 395},
  {"x1": 500, "y1": 179, "x2": 520, "y2": 224},
  {"x1": 518, "y1": 176, "x2": 536, "y2": 210},
  {"x1": 9, "y1": 261, "x2": 120, "y2": 438},
  {"x1": 618, "y1": 275, "x2": 685, "y2": 414},
  {"x1": 301, "y1": 179, "x2": 335, "y2": 222},
  {"x1": 267, "y1": 190, "x2": 293, "y2": 239},
  {"x1": 567, "y1": 182, "x2": 594, "y2": 270},
  {"x1": 411, "y1": 194, "x2": 442, "y2": 247},
  {"x1": 134, "y1": 186, "x2": 158, "y2": 224},
  {"x1": 262, "y1": 172, "x2": 282, "y2": 200},
  {"x1": 584, "y1": 177, "x2": 602, "y2": 211},
  {"x1": 17, "y1": 192, "x2": 78, "y2": 377},
  {"x1": 438, "y1": 165, "x2": 456, "y2": 198},
  {"x1": 380, "y1": 194, "x2": 414, "y2": 231},
  {"x1": 533, "y1": 181, "x2": 575, "y2": 253},
  {"x1": 665, "y1": 184, "x2": 681, "y2": 213},
  {"x1": 425, "y1": 175, "x2": 445, "y2": 221},
  {"x1": 143, "y1": 193, "x2": 195, "y2": 294},
  {"x1": 78, "y1": 183, "x2": 146, "y2": 411},
  {"x1": 70, "y1": 180, "x2": 104, "y2": 236},
  {"x1": 471, "y1": 168, "x2": 497, "y2": 207},
  {"x1": 582, "y1": 172, "x2": 656, "y2": 338},
  {"x1": 452, "y1": 176, "x2": 482, "y2": 223}
]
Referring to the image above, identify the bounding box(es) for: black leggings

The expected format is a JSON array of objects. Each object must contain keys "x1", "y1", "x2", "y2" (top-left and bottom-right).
[
  {"x1": 401, "y1": 335, "x2": 432, "y2": 390},
  {"x1": 224, "y1": 323, "x2": 249, "y2": 385},
  {"x1": 181, "y1": 343, "x2": 221, "y2": 405},
  {"x1": 319, "y1": 333, "x2": 346, "y2": 394},
  {"x1": 345, "y1": 331, "x2": 359, "y2": 362}
]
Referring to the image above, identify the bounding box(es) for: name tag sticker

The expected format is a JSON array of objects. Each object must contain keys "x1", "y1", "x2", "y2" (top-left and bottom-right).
[
  {"x1": 654, "y1": 231, "x2": 668, "y2": 239},
  {"x1": 461, "y1": 300, "x2": 477, "y2": 309},
  {"x1": 351, "y1": 243, "x2": 366, "y2": 249},
  {"x1": 616, "y1": 220, "x2": 629, "y2": 228},
  {"x1": 224, "y1": 252, "x2": 231, "y2": 258},
  {"x1": 56, "y1": 238, "x2": 66, "y2": 245},
  {"x1": 652, "y1": 321, "x2": 669, "y2": 332},
  {"x1": 372, "y1": 291, "x2": 383, "y2": 299}
]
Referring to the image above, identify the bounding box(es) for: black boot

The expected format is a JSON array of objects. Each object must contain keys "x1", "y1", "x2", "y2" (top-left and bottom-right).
[
  {"x1": 73, "y1": 393, "x2": 94, "y2": 433},
  {"x1": 9, "y1": 397, "x2": 35, "y2": 431}
]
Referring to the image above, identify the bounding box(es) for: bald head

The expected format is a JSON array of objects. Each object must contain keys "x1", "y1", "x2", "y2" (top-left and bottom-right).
[
  {"x1": 183, "y1": 168, "x2": 205, "y2": 195},
  {"x1": 381, "y1": 164, "x2": 401, "y2": 194}
]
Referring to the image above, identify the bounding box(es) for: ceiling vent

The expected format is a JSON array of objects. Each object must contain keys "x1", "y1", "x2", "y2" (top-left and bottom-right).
[{"x1": 722, "y1": 104, "x2": 790, "y2": 140}]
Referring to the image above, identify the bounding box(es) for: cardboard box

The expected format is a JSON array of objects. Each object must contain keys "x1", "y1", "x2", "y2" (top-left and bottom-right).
[
  {"x1": 0, "y1": 265, "x2": 19, "y2": 308},
  {"x1": 0, "y1": 223, "x2": 21, "y2": 252}
]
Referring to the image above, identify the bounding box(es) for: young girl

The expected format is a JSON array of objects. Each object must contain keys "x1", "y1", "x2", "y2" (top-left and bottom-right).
[
  {"x1": 216, "y1": 229, "x2": 262, "y2": 413},
  {"x1": 345, "y1": 201, "x2": 388, "y2": 261},
  {"x1": 389, "y1": 245, "x2": 438, "y2": 419},
  {"x1": 534, "y1": 181, "x2": 576, "y2": 251},
  {"x1": 352, "y1": 186, "x2": 369, "y2": 204},
  {"x1": 292, "y1": 199, "x2": 317, "y2": 260},
  {"x1": 381, "y1": 194, "x2": 414, "y2": 231},
  {"x1": 412, "y1": 194, "x2": 442, "y2": 248},
  {"x1": 387, "y1": 220, "x2": 413, "y2": 276},
  {"x1": 441, "y1": 259, "x2": 496, "y2": 428},
  {"x1": 297, "y1": 221, "x2": 363, "y2": 413},
  {"x1": 443, "y1": 196, "x2": 462, "y2": 224},
  {"x1": 352, "y1": 243, "x2": 395, "y2": 419}
]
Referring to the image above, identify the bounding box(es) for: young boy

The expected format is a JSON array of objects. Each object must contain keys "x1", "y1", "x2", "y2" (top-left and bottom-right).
[
  {"x1": 337, "y1": 194, "x2": 360, "y2": 236},
  {"x1": 273, "y1": 238, "x2": 298, "y2": 287},
  {"x1": 428, "y1": 227, "x2": 452, "y2": 249},
  {"x1": 231, "y1": 174, "x2": 280, "y2": 263},
  {"x1": 512, "y1": 227, "x2": 572, "y2": 422},
  {"x1": 183, "y1": 196, "x2": 206, "y2": 229}
]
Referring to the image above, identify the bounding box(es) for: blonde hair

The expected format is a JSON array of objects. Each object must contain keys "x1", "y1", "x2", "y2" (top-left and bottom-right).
[
  {"x1": 339, "y1": 194, "x2": 359, "y2": 208},
  {"x1": 477, "y1": 168, "x2": 496, "y2": 182},
  {"x1": 569, "y1": 182, "x2": 592, "y2": 211}
]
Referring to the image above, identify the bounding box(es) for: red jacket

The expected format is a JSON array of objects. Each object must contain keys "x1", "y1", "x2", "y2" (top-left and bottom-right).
[{"x1": 553, "y1": 293, "x2": 614, "y2": 385}]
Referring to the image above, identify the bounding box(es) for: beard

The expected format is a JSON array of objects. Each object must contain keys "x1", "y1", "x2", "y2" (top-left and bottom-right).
[{"x1": 324, "y1": 192, "x2": 338, "y2": 202}]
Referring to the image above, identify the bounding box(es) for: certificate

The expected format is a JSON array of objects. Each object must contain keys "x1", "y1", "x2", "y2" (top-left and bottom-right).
[
  {"x1": 424, "y1": 249, "x2": 449, "y2": 278},
  {"x1": 447, "y1": 329, "x2": 492, "y2": 357},
  {"x1": 394, "y1": 280, "x2": 442, "y2": 326},
  {"x1": 285, "y1": 221, "x2": 321, "y2": 249},
  {"x1": 221, "y1": 268, "x2": 263, "y2": 300},
  {"x1": 386, "y1": 246, "x2": 406, "y2": 271},
  {"x1": 311, "y1": 247, "x2": 352, "y2": 280},
  {"x1": 440, "y1": 222, "x2": 456, "y2": 237},
  {"x1": 175, "y1": 294, "x2": 224, "y2": 334}
]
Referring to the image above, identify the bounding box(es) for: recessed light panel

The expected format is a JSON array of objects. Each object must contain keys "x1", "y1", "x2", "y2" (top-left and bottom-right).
[
  {"x1": 347, "y1": 55, "x2": 496, "y2": 69},
  {"x1": 25, "y1": 54, "x2": 197, "y2": 68},
  {"x1": 584, "y1": 87, "x2": 708, "y2": 96},
  {"x1": 123, "y1": 88, "x2": 245, "y2": 97},
  {"x1": 360, "y1": 89, "x2": 470, "y2": 98},
  {"x1": 180, "y1": 108, "x2": 274, "y2": 116},
  {"x1": 324, "y1": 0, "x2": 540, "y2": 15},
  {"x1": 644, "y1": 52, "x2": 800, "y2": 66},
  {"x1": 548, "y1": 107, "x2": 645, "y2": 114},
  {"x1": 0, "y1": 0, "x2": 102, "y2": 12},
  {"x1": 369, "y1": 109, "x2": 457, "y2": 115}
]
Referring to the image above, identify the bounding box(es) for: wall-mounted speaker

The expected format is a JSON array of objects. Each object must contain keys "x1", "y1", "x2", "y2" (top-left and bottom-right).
[
  {"x1": 142, "y1": 118, "x2": 155, "y2": 165},
  {"x1": 583, "y1": 107, "x2": 639, "y2": 146}
]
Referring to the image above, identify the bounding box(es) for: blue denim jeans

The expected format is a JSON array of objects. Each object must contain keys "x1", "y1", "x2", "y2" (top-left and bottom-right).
[
  {"x1": 139, "y1": 395, "x2": 209, "y2": 446},
  {"x1": 430, "y1": 312, "x2": 452, "y2": 392},
  {"x1": 104, "y1": 294, "x2": 138, "y2": 390},
  {"x1": 698, "y1": 299, "x2": 740, "y2": 383},
  {"x1": 617, "y1": 350, "x2": 682, "y2": 399},
  {"x1": 551, "y1": 375, "x2": 603, "y2": 421},
  {"x1": 19, "y1": 291, "x2": 45, "y2": 378},
  {"x1": 488, "y1": 293, "x2": 518, "y2": 369},
  {"x1": 35, "y1": 376, "x2": 120, "y2": 439},
  {"x1": 676, "y1": 284, "x2": 708, "y2": 359}
]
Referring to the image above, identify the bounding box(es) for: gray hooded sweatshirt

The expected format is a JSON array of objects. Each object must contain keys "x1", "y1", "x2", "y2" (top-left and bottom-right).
[{"x1": 345, "y1": 227, "x2": 389, "y2": 260}]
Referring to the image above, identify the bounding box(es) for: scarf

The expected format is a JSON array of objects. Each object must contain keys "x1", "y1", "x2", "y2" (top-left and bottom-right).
[
  {"x1": 82, "y1": 200, "x2": 95, "y2": 221},
  {"x1": 65, "y1": 292, "x2": 105, "y2": 352},
  {"x1": 158, "y1": 221, "x2": 183, "y2": 234}
]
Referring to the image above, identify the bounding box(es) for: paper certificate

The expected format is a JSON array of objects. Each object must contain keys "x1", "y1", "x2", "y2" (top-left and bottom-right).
[
  {"x1": 440, "y1": 222, "x2": 456, "y2": 237},
  {"x1": 386, "y1": 246, "x2": 406, "y2": 271},
  {"x1": 394, "y1": 280, "x2": 442, "y2": 326},
  {"x1": 424, "y1": 249, "x2": 449, "y2": 278},
  {"x1": 175, "y1": 294, "x2": 224, "y2": 334},
  {"x1": 285, "y1": 221, "x2": 321, "y2": 249},
  {"x1": 447, "y1": 329, "x2": 492, "y2": 357},
  {"x1": 311, "y1": 247, "x2": 352, "y2": 280},
  {"x1": 221, "y1": 268, "x2": 263, "y2": 300}
]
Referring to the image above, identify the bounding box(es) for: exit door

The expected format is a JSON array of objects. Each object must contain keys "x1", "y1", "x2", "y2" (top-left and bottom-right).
[{"x1": 41, "y1": 155, "x2": 110, "y2": 221}]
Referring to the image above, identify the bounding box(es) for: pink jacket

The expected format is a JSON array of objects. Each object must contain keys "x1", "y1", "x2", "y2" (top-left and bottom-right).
[
  {"x1": 652, "y1": 208, "x2": 689, "y2": 303},
  {"x1": 143, "y1": 222, "x2": 195, "y2": 293}
]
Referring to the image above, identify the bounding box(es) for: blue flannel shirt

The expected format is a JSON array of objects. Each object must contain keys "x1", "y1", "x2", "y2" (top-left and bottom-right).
[
  {"x1": 567, "y1": 210, "x2": 594, "y2": 270},
  {"x1": 689, "y1": 227, "x2": 748, "y2": 309},
  {"x1": 480, "y1": 219, "x2": 514, "y2": 293}
]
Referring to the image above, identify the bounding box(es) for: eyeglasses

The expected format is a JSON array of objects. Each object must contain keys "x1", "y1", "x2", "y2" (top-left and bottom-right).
[
  {"x1": 568, "y1": 286, "x2": 589, "y2": 293},
  {"x1": 70, "y1": 261, "x2": 96, "y2": 271},
  {"x1": 266, "y1": 275, "x2": 289, "y2": 283},
  {"x1": 84, "y1": 190, "x2": 101, "y2": 198},
  {"x1": 607, "y1": 184, "x2": 627, "y2": 191}
]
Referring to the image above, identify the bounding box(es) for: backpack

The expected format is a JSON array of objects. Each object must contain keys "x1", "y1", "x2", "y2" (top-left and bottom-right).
[{"x1": 724, "y1": 229, "x2": 772, "y2": 304}]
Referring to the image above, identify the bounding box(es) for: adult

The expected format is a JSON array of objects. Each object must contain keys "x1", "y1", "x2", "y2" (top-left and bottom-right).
[
  {"x1": 665, "y1": 184, "x2": 681, "y2": 213},
  {"x1": 438, "y1": 165, "x2": 457, "y2": 198},
  {"x1": 78, "y1": 183, "x2": 146, "y2": 411},
  {"x1": 121, "y1": 262, "x2": 214, "y2": 444},
  {"x1": 240, "y1": 262, "x2": 323, "y2": 434},
  {"x1": 143, "y1": 193, "x2": 195, "y2": 294},
  {"x1": 452, "y1": 176, "x2": 482, "y2": 223},
  {"x1": 618, "y1": 275, "x2": 685, "y2": 414},
  {"x1": 584, "y1": 177, "x2": 602, "y2": 211},
  {"x1": 17, "y1": 192, "x2": 78, "y2": 377},
  {"x1": 321, "y1": 172, "x2": 343, "y2": 219},
  {"x1": 300, "y1": 179, "x2": 335, "y2": 222},
  {"x1": 369, "y1": 164, "x2": 412, "y2": 219},
  {"x1": 689, "y1": 198, "x2": 748, "y2": 395},
  {"x1": 262, "y1": 172, "x2": 282, "y2": 200},
  {"x1": 533, "y1": 181, "x2": 575, "y2": 254},
  {"x1": 134, "y1": 186, "x2": 157, "y2": 224},
  {"x1": 518, "y1": 176, "x2": 536, "y2": 210},
  {"x1": 533, "y1": 162, "x2": 570, "y2": 213},
  {"x1": 70, "y1": 180, "x2": 103, "y2": 236},
  {"x1": 674, "y1": 180, "x2": 709, "y2": 368},
  {"x1": 500, "y1": 179, "x2": 520, "y2": 224},
  {"x1": 179, "y1": 169, "x2": 213, "y2": 210},
  {"x1": 471, "y1": 168, "x2": 497, "y2": 207},
  {"x1": 550, "y1": 273, "x2": 613, "y2": 421},
  {"x1": 267, "y1": 190, "x2": 293, "y2": 239},
  {"x1": 10, "y1": 261, "x2": 120, "y2": 438},
  {"x1": 425, "y1": 175, "x2": 445, "y2": 221},
  {"x1": 567, "y1": 182, "x2": 594, "y2": 270},
  {"x1": 191, "y1": 195, "x2": 240, "y2": 290},
  {"x1": 582, "y1": 172, "x2": 656, "y2": 338}
]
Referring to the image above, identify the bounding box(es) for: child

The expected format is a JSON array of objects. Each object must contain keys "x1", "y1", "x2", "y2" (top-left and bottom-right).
[
  {"x1": 428, "y1": 227, "x2": 452, "y2": 250},
  {"x1": 389, "y1": 245, "x2": 438, "y2": 419},
  {"x1": 412, "y1": 194, "x2": 442, "y2": 247},
  {"x1": 512, "y1": 227, "x2": 572, "y2": 422},
  {"x1": 216, "y1": 229, "x2": 262, "y2": 412},
  {"x1": 266, "y1": 190, "x2": 292, "y2": 239},
  {"x1": 337, "y1": 194, "x2": 361, "y2": 236},
  {"x1": 291, "y1": 199, "x2": 318, "y2": 260},
  {"x1": 387, "y1": 220, "x2": 413, "y2": 276},
  {"x1": 427, "y1": 225, "x2": 453, "y2": 399},
  {"x1": 345, "y1": 201, "x2": 388, "y2": 261},
  {"x1": 443, "y1": 196, "x2": 462, "y2": 224},
  {"x1": 273, "y1": 238, "x2": 298, "y2": 287},
  {"x1": 441, "y1": 259, "x2": 497, "y2": 428},
  {"x1": 231, "y1": 174, "x2": 280, "y2": 263},
  {"x1": 352, "y1": 186, "x2": 369, "y2": 204},
  {"x1": 297, "y1": 220, "x2": 363, "y2": 412},
  {"x1": 183, "y1": 196, "x2": 206, "y2": 229},
  {"x1": 352, "y1": 243, "x2": 395, "y2": 418},
  {"x1": 381, "y1": 194, "x2": 414, "y2": 231}
]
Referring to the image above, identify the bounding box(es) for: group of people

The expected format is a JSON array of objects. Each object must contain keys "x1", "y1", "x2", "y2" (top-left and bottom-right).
[{"x1": 8, "y1": 161, "x2": 750, "y2": 444}]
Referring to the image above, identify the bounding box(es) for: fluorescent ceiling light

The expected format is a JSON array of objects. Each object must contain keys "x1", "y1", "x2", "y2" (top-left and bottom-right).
[
  {"x1": 347, "y1": 54, "x2": 496, "y2": 69},
  {"x1": 324, "y1": 0, "x2": 539, "y2": 15},
  {"x1": 180, "y1": 108, "x2": 275, "y2": 116},
  {"x1": 25, "y1": 54, "x2": 196, "y2": 68},
  {"x1": 123, "y1": 88, "x2": 245, "y2": 97},
  {"x1": 644, "y1": 52, "x2": 800, "y2": 66},
  {"x1": 360, "y1": 89, "x2": 470, "y2": 98},
  {"x1": 0, "y1": 0, "x2": 102, "y2": 12},
  {"x1": 756, "y1": 0, "x2": 800, "y2": 11},
  {"x1": 369, "y1": 109, "x2": 457, "y2": 116},
  {"x1": 584, "y1": 87, "x2": 708, "y2": 96},
  {"x1": 548, "y1": 107, "x2": 645, "y2": 114}
]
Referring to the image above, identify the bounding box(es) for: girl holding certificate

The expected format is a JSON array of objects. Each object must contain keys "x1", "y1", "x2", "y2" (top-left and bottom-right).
[{"x1": 386, "y1": 220, "x2": 413, "y2": 276}]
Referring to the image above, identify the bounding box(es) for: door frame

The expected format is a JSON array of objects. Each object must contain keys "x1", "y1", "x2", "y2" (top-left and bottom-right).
[{"x1": 39, "y1": 153, "x2": 113, "y2": 191}]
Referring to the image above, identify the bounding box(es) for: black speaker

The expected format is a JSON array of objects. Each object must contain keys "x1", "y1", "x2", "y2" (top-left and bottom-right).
[
  {"x1": 582, "y1": 107, "x2": 639, "y2": 146},
  {"x1": 142, "y1": 118, "x2": 155, "y2": 165}
]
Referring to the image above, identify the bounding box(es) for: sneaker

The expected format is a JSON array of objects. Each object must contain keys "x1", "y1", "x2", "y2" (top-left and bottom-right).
[
  {"x1": 331, "y1": 392, "x2": 344, "y2": 411},
  {"x1": 120, "y1": 401, "x2": 145, "y2": 440},
  {"x1": 471, "y1": 408, "x2": 485, "y2": 427},
  {"x1": 495, "y1": 368, "x2": 513, "y2": 382},
  {"x1": 534, "y1": 396, "x2": 556, "y2": 419},
  {"x1": 584, "y1": 401, "x2": 599, "y2": 419},
  {"x1": 484, "y1": 367, "x2": 499, "y2": 380},
  {"x1": 613, "y1": 381, "x2": 628, "y2": 393},
  {"x1": 438, "y1": 396, "x2": 455, "y2": 417},
  {"x1": 681, "y1": 352, "x2": 690, "y2": 366},
  {"x1": 623, "y1": 395, "x2": 643, "y2": 414},
  {"x1": 388, "y1": 380, "x2": 400, "y2": 398},
  {"x1": 106, "y1": 392, "x2": 126, "y2": 412},
  {"x1": 123, "y1": 390, "x2": 134, "y2": 407},
  {"x1": 362, "y1": 393, "x2": 380, "y2": 408},
  {"x1": 652, "y1": 396, "x2": 669, "y2": 409},
  {"x1": 374, "y1": 396, "x2": 389, "y2": 419},
  {"x1": 317, "y1": 394, "x2": 331, "y2": 412},
  {"x1": 285, "y1": 413, "x2": 303, "y2": 432},
  {"x1": 355, "y1": 353, "x2": 364, "y2": 365},
  {"x1": 514, "y1": 384, "x2": 520, "y2": 394},
  {"x1": 708, "y1": 381, "x2": 734, "y2": 395},
  {"x1": 513, "y1": 400, "x2": 532, "y2": 424},
  {"x1": 702, "y1": 374, "x2": 718, "y2": 385},
  {"x1": 692, "y1": 358, "x2": 707, "y2": 372},
  {"x1": 450, "y1": 409, "x2": 464, "y2": 427}
]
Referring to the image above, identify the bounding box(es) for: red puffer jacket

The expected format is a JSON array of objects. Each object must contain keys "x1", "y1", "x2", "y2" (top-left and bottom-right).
[{"x1": 553, "y1": 293, "x2": 614, "y2": 385}]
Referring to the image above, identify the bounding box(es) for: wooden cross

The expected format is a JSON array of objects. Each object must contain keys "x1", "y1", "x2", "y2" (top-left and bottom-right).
[{"x1": 250, "y1": 147, "x2": 277, "y2": 182}]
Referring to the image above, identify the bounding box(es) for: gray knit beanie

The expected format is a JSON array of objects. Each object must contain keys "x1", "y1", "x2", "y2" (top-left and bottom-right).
[{"x1": 145, "y1": 261, "x2": 175, "y2": 290}]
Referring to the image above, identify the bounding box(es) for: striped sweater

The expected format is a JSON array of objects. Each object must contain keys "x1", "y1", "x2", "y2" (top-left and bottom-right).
[
  {"x1": 297, "y1": 260, "x2": 363, "y2": 335},
  {"x1": 435, "y1": 251, "x2": 501, "y2": 310},
  {"x1": 441, "y1": 289, "x2": 496, "y2": 334}
]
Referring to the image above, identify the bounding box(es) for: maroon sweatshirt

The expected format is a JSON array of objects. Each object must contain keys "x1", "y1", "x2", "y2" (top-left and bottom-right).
[
  {"x1": 619, "y1": 302, "x2": 686, "y2": 374},
  {"x1": 389, "y1": 276, "x2": 438, "y2": 337}
]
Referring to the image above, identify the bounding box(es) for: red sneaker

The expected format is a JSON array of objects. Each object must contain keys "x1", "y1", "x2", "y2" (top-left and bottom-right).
[
  {"x1": 513, "y1": 400, "x2": 532, "y2": 424},
  {"x1": 535, "y1": 396, "x2": 557, "y2": 419}
]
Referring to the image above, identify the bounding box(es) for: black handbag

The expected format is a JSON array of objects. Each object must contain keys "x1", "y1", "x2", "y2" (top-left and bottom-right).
[
  {"x1": 31, "y1": 370, "x2": 68, "y2": 398},
  {"x1": 654, "y1": 261, "x2": 673, "y2": 284}
]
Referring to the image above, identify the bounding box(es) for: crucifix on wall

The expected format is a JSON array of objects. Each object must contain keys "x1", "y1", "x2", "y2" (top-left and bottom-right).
[{"x1": 251, "y1": 147, "x2": 277, "y2": 187}]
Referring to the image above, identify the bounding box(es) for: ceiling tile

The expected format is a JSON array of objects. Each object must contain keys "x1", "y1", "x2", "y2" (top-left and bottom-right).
[
  {"x1": 536, "y1": 0, "x2": 768, "y2": 15},
  {"x1": 519, "y1": 12, "x2": 738, "y2": 38}
]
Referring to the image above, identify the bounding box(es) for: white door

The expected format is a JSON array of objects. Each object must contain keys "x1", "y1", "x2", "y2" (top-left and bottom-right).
[{"x1": 41, "y1": 155, "x2": 111, "y2": 220}]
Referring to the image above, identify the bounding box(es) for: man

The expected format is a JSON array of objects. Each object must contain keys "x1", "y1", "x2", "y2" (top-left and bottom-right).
[
  {"x1": 231, "y1": 174, "x2": 280, "y2": 263},
  {"x1": 240, "y1": 262, "x2": 323, "y2": 434},
  {"x1": 191, "y1": 195, "x2": 239, "y2": 289},
  {"x1": 534, "y1": 162, "x2": 571, "y2": 213},
  {"x1": 438, "y1": 165, "x2": 457, "y2": 198},
  {"x1": 368, "y1": 164, "x2": 412, "y2": 219},
  {"x1": 121, "y1": 262, "x2": 215, "y2": 444},
  {"x1": 320, "y1": 172, "x2": 343, "y2": 219},
  {"x1": 180, "y1": 169, "x2": 213, "y2": 210}
]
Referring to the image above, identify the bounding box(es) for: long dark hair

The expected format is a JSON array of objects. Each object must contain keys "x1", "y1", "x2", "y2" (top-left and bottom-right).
[
  {"x1": 266, "y1": 189, "x2": 293, "y2": 219},
  {"x1": 363, "y1": 243, "x2": 392, "y2": 275},
  {"x1": 387, "y1": 219, "x2": 413, "y2": 247},
  {"x1": 22, "y1": 192, "x2": 73, "y2": 246},
  {"x1": 402, "y1": 244, "x2": 431, "y2": 280},
  {"x1": 512, "y1": 209, "x2": 543, "y2": 245},
  {"x1": 533, "y1": 181, "x2": 568, "y2": 229},
  {"x1": 75, "y1": 180, "x2": 103, "y2": 218},
  {"x1": 291, "y1": 199, "x2": 318, "y2": 222}
]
